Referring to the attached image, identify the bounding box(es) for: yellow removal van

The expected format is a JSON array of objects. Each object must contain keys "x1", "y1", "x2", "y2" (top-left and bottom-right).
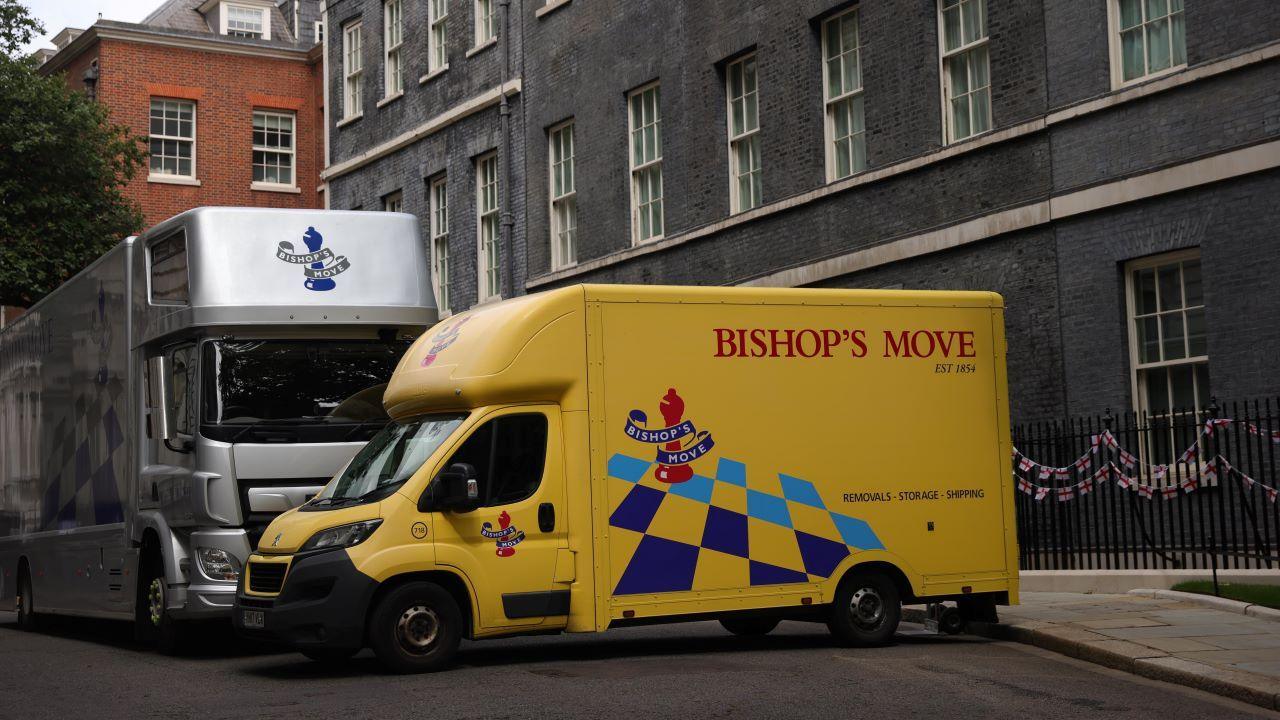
[{"x1": 234, "y1": 285, "x2": 1018, "y2": 672}]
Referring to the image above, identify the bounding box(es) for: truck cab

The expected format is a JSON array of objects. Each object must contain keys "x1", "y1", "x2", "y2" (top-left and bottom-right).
[{"x1": 131, "y1": 208, "x2": 435, "y2": 645}]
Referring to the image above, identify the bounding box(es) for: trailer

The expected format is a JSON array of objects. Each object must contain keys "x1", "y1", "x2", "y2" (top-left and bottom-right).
[
  {"x1": 235, "y1": 285, "x2": 1018, "y2": 672},
  {"x1": 0, "y1": 207, "x2": 435, "y2": 649}
]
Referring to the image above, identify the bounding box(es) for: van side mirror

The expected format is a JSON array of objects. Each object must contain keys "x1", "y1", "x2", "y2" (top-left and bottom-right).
[{"x1": 420, "y1": 463, "x2": 480, "y2": 513}]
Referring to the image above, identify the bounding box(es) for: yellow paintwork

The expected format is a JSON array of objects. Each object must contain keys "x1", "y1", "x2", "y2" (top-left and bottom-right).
[{"x1": 250, "y1": 285, "x2": 1019, "y2": 639}]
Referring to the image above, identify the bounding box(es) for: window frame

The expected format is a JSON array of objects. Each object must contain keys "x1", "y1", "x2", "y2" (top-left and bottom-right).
[
  {"x1": 382, "y1": 190, "x2": 403, "y2": 213},
  {"x1": 314, "y1": 19, "x2": 324, "y2": 44},
  {"x1": 221, "y1": 2, "x2": 270, "y2": 40},
  {"x1": 1124, "y1": 248, "x2": 1209, "y2": 416},
  {"x1": 821, "y1": 8, "x2": 867, "y2": 182},
  {"x1": 383, "y1": 0, "x2": 404, "y2": 98},
  {"x1": 627, "y1": 82, "x2": 664, "y2": 245},
  {"x1": 474, "y1": 0, "x2": 496, "y2": 48},
  {"x1": 437, "y1": 411, "x2": 550, "y2": 509},
  {"x1": 429, "y1": 175, "x2": 451, "y2": 314},
  {"x1": 1107, "y1": 0, "x2": 1187, "y2": 89},
  {"x1": 148, "y1": 230, "x2": 190, "y2": 306},
  {"x1": 476, "y1": 152, "x2": 501, "y2": 303},
  {"x1": 726, "y1": 53, "x2": 762, "y2": 212},
  {"x1": 148, "y1": 97, "x2": 197, "y2": 180},
  {"x1": 936, "y1": 0, "x2": 992, "y2": 145},
  {"x1": 428, "y1": 0, "x2": 449, "y2": 73},
  {"x1": 548, "y1": 119, "x2": 577, "y2": 270},
  {"x1": 343, "y1": 20, "x2": 364, "y2": 119},
  {"x1": 251, "y1": 109, "x2": 296, "y2": 189}
]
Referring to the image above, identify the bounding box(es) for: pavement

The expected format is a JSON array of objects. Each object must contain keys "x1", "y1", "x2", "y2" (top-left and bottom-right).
[
  {"x1": 955, "y1": 591, "x2": 1280, "y2": 711},
  {"x1": 1, "y1": 610, "x2": 1272, "y2": 720}
]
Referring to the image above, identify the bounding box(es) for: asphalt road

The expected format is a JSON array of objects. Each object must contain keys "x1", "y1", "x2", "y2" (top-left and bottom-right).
[{"x1": 0, "y1": 612, "x2": 1272, "y2": 720}]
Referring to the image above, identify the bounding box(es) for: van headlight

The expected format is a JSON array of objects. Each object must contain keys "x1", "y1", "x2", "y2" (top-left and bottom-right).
[
  {"x1": 196, "y1": 547, "x2": 242, "y2": 582},
  {"x1": 300, "y1": 519, "x2": 383, "y2": 552}
]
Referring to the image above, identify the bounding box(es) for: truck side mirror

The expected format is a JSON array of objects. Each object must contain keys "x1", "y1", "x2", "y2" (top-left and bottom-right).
[{"x1": 425, "y1": 463, "x2": 480, "y2": 512}]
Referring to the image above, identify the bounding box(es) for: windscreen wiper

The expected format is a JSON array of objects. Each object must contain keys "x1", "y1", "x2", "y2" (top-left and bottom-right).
[{"x1": 306, "y1": 496, "x2": 363, "y2": 508}]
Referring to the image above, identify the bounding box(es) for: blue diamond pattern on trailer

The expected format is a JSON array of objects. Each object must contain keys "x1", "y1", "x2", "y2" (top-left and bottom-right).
[{"x1": 607, "y1": 453, "x2": 884, "y2": 596}]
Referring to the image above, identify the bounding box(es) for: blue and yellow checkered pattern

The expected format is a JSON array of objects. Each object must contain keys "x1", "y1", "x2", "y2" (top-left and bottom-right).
[{"x1": 607, "y1": 454, "x2": 884, "y2": 596}]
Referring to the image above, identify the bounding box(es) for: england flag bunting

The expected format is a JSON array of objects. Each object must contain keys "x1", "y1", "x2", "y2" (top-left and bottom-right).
[
  {"x1": 1057, "y1": 486, "x2": 1074, "y2": 502},
  {"x1": 1137, "y1": 484, "x2": 1154, "y2": 499}
]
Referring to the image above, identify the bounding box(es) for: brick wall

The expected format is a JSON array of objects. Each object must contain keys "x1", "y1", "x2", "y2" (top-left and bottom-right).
[{"x1": 58, "y1": 37, "x2": 324, "y2": 227}]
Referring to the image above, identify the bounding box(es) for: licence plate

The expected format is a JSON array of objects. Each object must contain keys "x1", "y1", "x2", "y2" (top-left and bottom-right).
[{"x1": 243, "y1": 610, "x2": 265, "y2": 629}]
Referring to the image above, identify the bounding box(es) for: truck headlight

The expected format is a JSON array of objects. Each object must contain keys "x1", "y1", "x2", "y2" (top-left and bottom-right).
[
  {"x1": 300, "y1": 519, "x2": 383, "y2": 552},
  {"x1": 196, "y1": 547, "x2": 242, "y2": 582}
]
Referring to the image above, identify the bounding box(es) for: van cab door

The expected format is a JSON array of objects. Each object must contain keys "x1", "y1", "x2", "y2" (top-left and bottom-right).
[{"x1": 429, "y1": 405, "x2": 570, "y2": 633}]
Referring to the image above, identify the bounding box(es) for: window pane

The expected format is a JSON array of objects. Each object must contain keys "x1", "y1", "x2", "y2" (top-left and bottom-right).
[
  {"x1": 1160, "y1": 313, "x2": 1185, "y2": 360},
  {"x1": 1157, "y1": 264, "x2": 1181, "y2": 311},
  {"x1": 1134, "y1": 268, "x2": 1157, "y2": 314},
  {"x1": 1146, "y1": 18, "x2": 1172, "y2": 72},
  {"x1": 1119, "y1": 0, "x2": 1143, "y2": 30},
  {"x1": 951, "y1": 96, "x2": 971, "y2": 140},
  {"x1": 1170, "y1": 11, "x2": 1186, "y2": 66},
  {"x1": 1169, "y1": 363, "x2": 1195, "y2": 411},
  {"x1": 1139, "y1": 316, "x2": 1160, "y2": 363},
  {"x1": 1121, "y1": 29, "x2": 1146, "y2": 81},
  {"x1": 1182, "y1": 260, "x2": 1202, "y2": 306},
  {"x1": 1185, "y1": 308, "x2": 1207, "y2": 357},
  {"x1": 949, "y1": 53, "x2": 970, "y2": 94},
  {"x1": 970, "y1": 46, "x2": 989, "y2": 89},
  {"x1": 1144, "y1": 0, "x2": 1168, "y2": 20},
  {"x1": 1194, "y1": 363, "x2": 1210, "y2": 406},
  {"x1": 943, "y1": 6, "x2": 961, "y2": 52},
  {"x1": 834, "y1": 138, "x2": 851, "y2": 179},
  {"x1": 971, "y1": 88, "x2": 991, "y2": 134},
  {"x1": 1144, "y1": 367, "x2": 1170, "y2": 414},
  {"x1": 961, "y1": 0, "x2": 984, "y2": 45}
]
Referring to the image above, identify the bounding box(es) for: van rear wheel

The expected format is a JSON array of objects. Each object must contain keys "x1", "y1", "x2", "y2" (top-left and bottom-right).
[
  {"x1": 720, "y1": 616, "x2": 780, "y2": 636},
  {"x1": 828, "y1": 572, "x2": 900, "y2": 647},
  {"x1": 368, "y1": 581, "x2": 462, "y2": 674}
]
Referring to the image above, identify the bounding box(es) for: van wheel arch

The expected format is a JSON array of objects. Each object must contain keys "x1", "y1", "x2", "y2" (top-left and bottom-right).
[
  {"x1": 838, "y1": 561, "x2": 916, "y2": 605},
  {"x1": 368, "y1": 571, "x2": 476, "y2": 641}
]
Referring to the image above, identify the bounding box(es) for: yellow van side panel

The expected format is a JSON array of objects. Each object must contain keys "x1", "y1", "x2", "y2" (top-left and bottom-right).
[{"x1": 588, "y1": 296, "x2": 1015, "y2": 622}]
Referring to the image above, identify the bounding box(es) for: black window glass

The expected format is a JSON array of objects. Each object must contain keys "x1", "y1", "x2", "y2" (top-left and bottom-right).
[
  {"x1": 445, "y1": 414, "x2": 548, "y2": 507},
  {"x1": 202, "y1": 339, "x2": 410, "y2": 425},
  {"x1": 150, "y1": 230, "x2": 189, "y2": 304}
]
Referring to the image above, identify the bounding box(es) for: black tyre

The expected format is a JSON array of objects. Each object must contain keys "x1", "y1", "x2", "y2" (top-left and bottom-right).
[
  {"x1": 719, "y1": 616, "x2": 780, "y2": 636},
  {"x1": 135, "y1": 554, "x2": 186, "y2": 654},
  {"x1": 301, "y1": 647, "x2": 360, "y2": 665},
  {"x1": 16, "y1": 567, "x2": 39, "y2": 631},
  {"x1": 368, "y1": 581, "x2": 462, "y2": 674},
  {"x1": 827, "y1": 572, "x2": 901, "y2": 647}
]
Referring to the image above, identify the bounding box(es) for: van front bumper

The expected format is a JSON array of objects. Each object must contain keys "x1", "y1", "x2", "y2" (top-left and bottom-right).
[{"x1": 233, "y1": 549, "x2": 377, "y2": 651}]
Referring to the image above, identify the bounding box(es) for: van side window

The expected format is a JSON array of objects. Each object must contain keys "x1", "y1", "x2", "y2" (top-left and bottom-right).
[
  {"x1": 150, "y1": 230, "x2": 189, "y2": 304},
  {"x1": 445, "y1": 414, "x2": 548, "y2": 506}
]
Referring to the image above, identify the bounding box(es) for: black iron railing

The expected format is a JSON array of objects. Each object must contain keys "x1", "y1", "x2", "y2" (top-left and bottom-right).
[{"x1": 1012, "y1": 398, "x2": 1280, "y2": 571}]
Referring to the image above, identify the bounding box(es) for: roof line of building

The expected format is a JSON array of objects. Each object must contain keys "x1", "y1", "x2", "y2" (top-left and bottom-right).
[
  {"x1": 39, "y1": 20, "x2": 313, "y2": 76},
  {"x1": 525, "y1": 38, "x2": 1280, "y2": 290},
  {"x1": 320, "y1": 79, "x2": 523, "y2": 181}
]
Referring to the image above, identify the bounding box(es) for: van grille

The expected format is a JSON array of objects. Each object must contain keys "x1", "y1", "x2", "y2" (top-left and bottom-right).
[{"x1": 247, "y1": 562, "x2": 287, "y2": 594}]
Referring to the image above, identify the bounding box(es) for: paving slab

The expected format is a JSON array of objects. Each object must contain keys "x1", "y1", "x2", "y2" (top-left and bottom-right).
[
  {"x1": 1187, "y1": 633, "x2": 1280, "y2": 650},
  {"x1": 1097, "y1": 623, "x2": 1266, "y2": 640},
  {"x1": 1077, "y1": 617, "x2": 1169, "y2": 630},
  {"x1": 1138, "y1": 637, "x2": 1226, "y2": 653}
]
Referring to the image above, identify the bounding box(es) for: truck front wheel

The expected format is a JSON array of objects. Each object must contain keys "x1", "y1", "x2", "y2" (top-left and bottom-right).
[
  {"x1": 135, "y1": 555, "x2": 185, "y2": 654},
  {"x1": 828, "y1": 572, "x2": 901, "y2": 647},
  {"x1": 368, "y1": 581, "x2": 462, "y2": 674}
]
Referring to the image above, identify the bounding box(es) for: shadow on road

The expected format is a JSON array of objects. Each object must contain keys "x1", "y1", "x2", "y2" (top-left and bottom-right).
[
  {"x1": 0, "y1": 614, "x2": 289, "y2": 660},
  {"x1": 241, "y1": 622, "x2": 990, "y2": 680}
]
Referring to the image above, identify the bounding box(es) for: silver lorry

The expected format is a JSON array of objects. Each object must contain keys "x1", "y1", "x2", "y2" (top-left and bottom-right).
[{"x1": 0, "y1": 207, "x2": 436, "y2": 649}]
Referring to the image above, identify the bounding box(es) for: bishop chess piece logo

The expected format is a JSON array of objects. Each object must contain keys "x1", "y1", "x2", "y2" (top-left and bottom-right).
[
  {"x1": 625, "y1": 388, "x2": 716, "y2": 484},
  {"x1": 276, "y1": 226, "x2": 352, "y2": 292}
]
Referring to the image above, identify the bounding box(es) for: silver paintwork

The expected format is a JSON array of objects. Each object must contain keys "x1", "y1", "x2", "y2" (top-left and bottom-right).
[{"x1": 0, "y1": 208, "x2": 436, "y2": 624}]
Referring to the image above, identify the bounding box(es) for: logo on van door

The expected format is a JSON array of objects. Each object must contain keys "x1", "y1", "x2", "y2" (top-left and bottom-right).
[
  {"x1": 276, "y1": 226, "x2": 352, "y2": 292},
  {"x1": 480, "y1": 511, "x2": 524, "y2": 557},
  {"x1": 624, "y1": 388, "x2": 715, "y2": 484}
]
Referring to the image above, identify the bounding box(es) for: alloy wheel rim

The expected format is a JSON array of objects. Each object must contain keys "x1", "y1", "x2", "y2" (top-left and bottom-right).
[
  {"x1": 148, "y1": 578, "x2": 164, "y2": 627},
  {"x1": 396, "y1": 605, "x2": 441, "y2": 655},
  {"x1": 849, "y1": 587, "x2": 885, "y2": 630}
]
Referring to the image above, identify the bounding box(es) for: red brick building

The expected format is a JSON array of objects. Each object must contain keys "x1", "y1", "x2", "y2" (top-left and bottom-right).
[{"x1": 37, "y1": 0, "x2": 325, "y2": 226}]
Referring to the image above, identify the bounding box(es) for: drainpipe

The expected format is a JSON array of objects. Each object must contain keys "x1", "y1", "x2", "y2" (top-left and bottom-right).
[{"x1": 498, "y1": 0, "x2": 515, "y2": 298}]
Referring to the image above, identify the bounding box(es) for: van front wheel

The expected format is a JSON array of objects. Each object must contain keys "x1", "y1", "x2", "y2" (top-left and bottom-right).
[
  {"x1": 828, "y1": 572, "x2": 900, "y2": 647},
  {"x1": 368, "y1": 581, "x2": 462, "y2": 674}
]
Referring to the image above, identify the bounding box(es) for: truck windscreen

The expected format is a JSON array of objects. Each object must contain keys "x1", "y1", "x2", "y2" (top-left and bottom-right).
[{"x1": 201, "y1": 339, "x2": 410, "y2": 443}]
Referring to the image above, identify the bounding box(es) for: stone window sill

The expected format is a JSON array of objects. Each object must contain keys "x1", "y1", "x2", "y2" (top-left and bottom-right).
[
  {"x1": 148, "y1": 174, "x2": 201, "y2": 186},
  {"x1": 251, "y1": 182, "x2": 301, "y2": 194},
  {"x1": 466, "y1": 38, "x2": 497, "y2": 58},
  {"x1": 376, "y1": 92, "x2": 404, "y2": 109},
  {"x1": 536, "y1": 0, "x2": 571, "y2": 18},
  {"x1": 419, "y1": 65, "x2": 449, "y2": 85},
  {"x1": 336, "y1": 113, "x2": 363, "y2": 129}
]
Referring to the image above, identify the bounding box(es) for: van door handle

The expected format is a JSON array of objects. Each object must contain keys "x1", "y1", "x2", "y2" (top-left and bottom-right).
[{"x1": 538, "y1": 503, "x2": 555, "y2": 533}]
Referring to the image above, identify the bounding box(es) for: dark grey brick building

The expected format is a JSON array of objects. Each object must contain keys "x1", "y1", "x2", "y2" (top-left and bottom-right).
[{"x1": 320, "y1": 0, "x2": 1280, "y2": 427}]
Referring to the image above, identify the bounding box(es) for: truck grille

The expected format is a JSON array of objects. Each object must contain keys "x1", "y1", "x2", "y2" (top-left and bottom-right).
[{"x1": 247, "y1": 562, "x2": 287, "y2": 594}]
